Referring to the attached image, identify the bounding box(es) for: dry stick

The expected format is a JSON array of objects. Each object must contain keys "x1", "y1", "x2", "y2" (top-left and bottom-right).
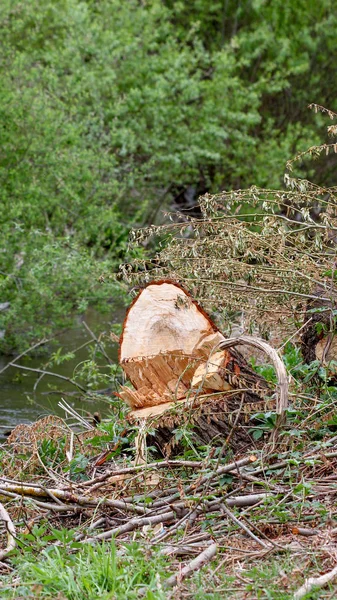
[
  {"x1": 81, "y1": 460, "x2": 215, "y2": 488},
  {"x1": 0, "y1": 483, "x2": 147, "y2": 515},
  {"x1": 163, "y1": 543, "x2": 217, "y2": 588},
  {"x1": 152, "y1": 456, "x2": 257, "y2": 508},
  {"x1": 251, "y1": 449, "x2": 337, "y2": 477},
  {"x1": 75, "y1": 517, "x2": 106, "y2": 541},
  {"x1": 219, "y1": 335, "x2": 288, "y2": 416},
  {"x1": 292, "y1": 527, "x2": 319, "y2": 537},
  {"x1": 84, "y1": 511, "x2": 176, "y2": 543},
  {"x1": 33, "y1": 371, "x2": 45, "y2": 393},
  {"x1": 277, "y1": 317, "x2": 313, "y2": 352},
  {"x1": 34, "y1": 439, "x2": 65, "y2": 485},
  {"x1": 58, "y1": 399, "x2": 94, "y2": 431},
  {"x1": 294, "y1": 564, "x2": 337, "y2": 600},
  {"x1": 0, "y1": 502, "x2": 16, "y2": 560},
  {"x1": 8, "y1": 364, "x2": 87, "y2": 393},
  {"x1": 82, "y1": 456, "x2": 256, "y2": 491},
  {"x1": 161, "y1": 543, "x2": 211, "y2": 557},
  {"x1": 0, "y1": 488, "x2": 82, "y2": 512},
  {"x1": 151, "y1": 507, "x2": 197, "y2": 544},
  {"x1": 157, "y1": 482, "x2": 243, "y2": 545},
  {"x1": 220, "y1": 503, "x2": 269, "y2": 549},
  {"x1": 226, "y1": 493, "x2": 270, "y2": 508}
]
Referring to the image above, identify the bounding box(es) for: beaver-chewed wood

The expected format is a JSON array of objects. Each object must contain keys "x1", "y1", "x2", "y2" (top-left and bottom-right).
[{"x1": 118, "y1": 280, "x2": 285, "y2": 455}]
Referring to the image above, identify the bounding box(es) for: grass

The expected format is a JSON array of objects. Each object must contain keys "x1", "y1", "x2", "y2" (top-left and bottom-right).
[
  {"x1": 0, "y1": 539, "x2": 168, "y2": 599},
  {"x1": 2, "y1": 541, "x2": 335, "y2": 599}
]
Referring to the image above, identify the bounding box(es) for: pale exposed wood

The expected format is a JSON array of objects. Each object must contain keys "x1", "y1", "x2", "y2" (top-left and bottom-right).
[
  {"x1": 192, "y1": 350, "x2": 233, "y2": 392},
  {"x1": 120, "y1": 282, "x2": 218, "y2": 361},
  {"x1": 128, "y1": 401, "x2": 182, "y2": 420},
  {"x1": 294, "y1": 564, "x2": 337, "y2": 599},
  {"x1": 0, "y1": 502, "x2": 16, "y2": 560},
  {"x1": 120, "y1": 282, "x2": 226, "y2": 409},
  {"x1": 163, "y1": 543, "x2": 217, "y2": 588},
  {"x1": 219, "y1": 336, "x2": 288, "y2": 415}
]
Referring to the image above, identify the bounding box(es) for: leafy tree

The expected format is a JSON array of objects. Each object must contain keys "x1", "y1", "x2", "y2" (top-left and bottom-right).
[{"x1": 0, "y1": 0, "x2": 336, "y2": 352}]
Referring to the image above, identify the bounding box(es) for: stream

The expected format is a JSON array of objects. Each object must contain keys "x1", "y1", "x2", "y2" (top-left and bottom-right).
[{"x1": 0, "y1": 306, "x2": 125, "y2": 438}]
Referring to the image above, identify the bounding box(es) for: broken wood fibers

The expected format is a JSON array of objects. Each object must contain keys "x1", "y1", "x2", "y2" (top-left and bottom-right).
[{"x1": 118, "y1": 281, "x2": 275, "y2": 454}]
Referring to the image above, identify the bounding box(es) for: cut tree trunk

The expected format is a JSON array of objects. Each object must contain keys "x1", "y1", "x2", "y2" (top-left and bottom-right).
[{"x1": 118, "y1": 280, "x2": 287, "y2": 456}]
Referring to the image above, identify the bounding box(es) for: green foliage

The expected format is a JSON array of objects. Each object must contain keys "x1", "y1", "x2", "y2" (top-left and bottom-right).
[
  {"x1": 0, "y1": 234, "x2": 121, "y2": 353},
  {"x1": 38, "y1": 437, "x2": 67, "y2": 468},
  {"x1": 1, "y1": 0, "x2": 337, "y2": 352},
  {"x1": 2, "y1": 533, "x2": 167, "y2": 599},
  {"x1": 65, "y1": 454, "x2": 90, "y2": 481}
]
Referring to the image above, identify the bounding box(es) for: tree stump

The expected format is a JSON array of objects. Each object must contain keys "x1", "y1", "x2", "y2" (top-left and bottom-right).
[{"x1": 118, "y1": 281, "x2": 287, "y2": 456}]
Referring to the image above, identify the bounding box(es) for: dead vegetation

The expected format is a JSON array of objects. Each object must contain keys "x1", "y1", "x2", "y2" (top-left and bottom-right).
[{"x1": 2, "y1": 407, "x2": 337, "y2": 598}]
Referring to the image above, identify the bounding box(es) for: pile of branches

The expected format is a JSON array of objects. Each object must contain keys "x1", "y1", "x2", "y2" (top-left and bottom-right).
[{"x1": 2, "y1": 419, "x2": 337, "y2": 597}]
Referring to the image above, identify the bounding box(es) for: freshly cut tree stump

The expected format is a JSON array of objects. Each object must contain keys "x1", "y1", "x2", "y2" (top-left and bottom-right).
[{"x1": 118, "y1": 280, "x2": 287, "y2": 455}]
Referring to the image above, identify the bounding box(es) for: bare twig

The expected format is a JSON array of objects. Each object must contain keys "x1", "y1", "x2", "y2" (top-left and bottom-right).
[
  {"x1": 85, "y1": 511, "x2": 176, "y2": 543},
  {"x1": 58, "y1": 399, "x2": 94, "y2": 430},
  {"x1": 220, "y1": 503, "x2": 269, "y2": 549},
  {"x1": 0, "y1": 483, "x2": 148, "y2": 515},
  {"x1": 82, "y1": 321, "x2": 114, "y2": 366},
  {"x1": 7, "y1": 364, "x2": 87, "y2": 393},
  {"x1": 164, "y1": 543, "x2": 217, "y2": 588}
]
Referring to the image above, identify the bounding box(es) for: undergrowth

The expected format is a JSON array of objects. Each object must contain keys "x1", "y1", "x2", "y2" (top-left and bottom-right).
[
  {"x1": 1, "y1": 536, "x2": 167, "y2": 599},
  {"x1": 1, "y1": 339, "x2": 337, "y2": 599}
]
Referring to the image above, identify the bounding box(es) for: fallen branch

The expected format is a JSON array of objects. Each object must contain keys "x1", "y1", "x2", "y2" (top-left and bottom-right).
[
  {"x1": 85, "y1": 511, "x2": 176, "y2": 543},
  {"x1": 0, "y1": 502, "x2": 16, "y2": 560},
  {"x1": 151, "y1": 456, "x2": 257, "y2": 508},
  {"x1": 220, "y1": 503, "x2": 269, "y2": 549},
  {"x1": 219, "y1": 336, "x2": 288, "y2": 416},
  {"x1": 0, "y1": 483, "x2": 147, "y2": 515},
  {"x1": 226, "y1": 493, "x2": 270, "y2": 508},
  {"x1": 0, "y1": 337, "x2": 51, "y2": 376},
  {"x1": 164, "y1": 543, "x2": 217, "y2": 588},
  {"x1": 294, "y1": 564, "x2": 337, "y2": 599},
  {"x1": 0, "y1": 488, "x2": 82, "y2": 512},
  {"x1": 80, "y1": 455, "x2": 257, "y2": 491},
  {"x1": 292, "y1": 526, "x2": 319, "y2": 537}
]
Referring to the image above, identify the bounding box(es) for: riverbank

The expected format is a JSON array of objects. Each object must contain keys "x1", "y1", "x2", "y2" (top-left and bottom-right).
[
  {"x1": 0, "y1": 306, "x2": 125, "y2": 436},
  {"x1": 1, "y1": 401, "x2": 337, "y2": 599}
]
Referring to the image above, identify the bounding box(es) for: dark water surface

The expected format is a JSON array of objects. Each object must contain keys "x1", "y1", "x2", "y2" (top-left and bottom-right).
[{"x1": 0, "y1": 306, "x2": 125, "y2": 438}]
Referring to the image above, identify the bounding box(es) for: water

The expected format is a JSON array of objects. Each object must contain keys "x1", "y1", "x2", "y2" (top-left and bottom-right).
[{"x1": 0, "y1": 306, "x2": 125, "y2": 438}]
